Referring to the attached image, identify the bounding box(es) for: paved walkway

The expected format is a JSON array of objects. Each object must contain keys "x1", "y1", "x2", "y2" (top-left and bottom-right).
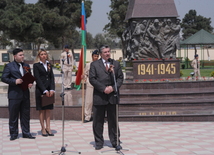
[{"x1": 1, "y1": 119, "x2": 214, "y2": 155}]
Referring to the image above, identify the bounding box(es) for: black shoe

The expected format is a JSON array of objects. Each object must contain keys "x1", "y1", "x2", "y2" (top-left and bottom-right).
[
  {"x1": 10, "y1": 136, "x2": 18, "y2": 141},
  {"x1": 23, "y1": 134, "x2": 36, "y2": 139},
  {"x1": 95, "y1": 146, "x2": 103, "y2": 150},
  {"x1": 113, "y1": 145, "x2": 122, "y2": 150},
  {"x1": 45, "y1": 129, "x2": 54, "y2": 136},
  {"x1": 41, "y1": 130, "x2": 48, "y2": 137},
  {"x1": 84, "y1": 120, "x2": 91, "y2": 123}
]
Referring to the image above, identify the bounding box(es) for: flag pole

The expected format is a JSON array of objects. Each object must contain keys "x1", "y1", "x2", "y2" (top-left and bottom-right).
[
  {"x1": 81, "y1": 46, "x2": 85, "y2": 123},
  {"x1": 80, "y1": 0, "x2": 86, "y2": 123}
]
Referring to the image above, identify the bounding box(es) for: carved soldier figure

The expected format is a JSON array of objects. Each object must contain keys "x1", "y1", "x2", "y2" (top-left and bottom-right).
[
  {"x1": 122, "y1": 24, "x2": 132, "y2": 59},
  {"x1": 147, "y1": 19, "x2": 163, "y2": 58},
  {"x1": 139, "y1": 36, "x2": 155, "y2": 58},
  {"x1": 163, "y1": 18, "x2": 181, "y2": 58}
]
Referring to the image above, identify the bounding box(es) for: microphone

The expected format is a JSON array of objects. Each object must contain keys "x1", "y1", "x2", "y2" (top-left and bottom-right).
[
  {"x1": 108, "y1": 58, "x2": 113, "y2": 64},
  {"x1": 108, "y1": 58, "x2": 114, "y2": 72}
]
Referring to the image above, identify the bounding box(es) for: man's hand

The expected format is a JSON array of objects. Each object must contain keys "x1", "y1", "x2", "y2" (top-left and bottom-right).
[
  {"x1": 45, "y1": 91, "x2": 50, "y2": 97},
  {"x1": 104, "y1": 86, "x2": 113, "y2": 94},
  {"x1": 49, "y1": 90, "x2": 54, "y2": 97},
  {"x1": 81, "y1": 74, "x2": 85, "y2": 80},
  {"x1": 16, "y1": 78, "x2": 23, "y2": 85}
]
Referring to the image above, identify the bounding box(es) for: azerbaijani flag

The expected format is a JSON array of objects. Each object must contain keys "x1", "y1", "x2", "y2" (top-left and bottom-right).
[{"x1": 75, "y1": 1, "x2": 86, "y2": 90}]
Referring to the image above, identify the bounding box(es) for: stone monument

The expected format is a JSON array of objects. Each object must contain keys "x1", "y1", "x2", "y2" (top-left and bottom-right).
[
  {"x1": 124, "y1": 0, "x2": 181, "y2": 79},
  {"x1": 124, "y1": 0, "x2": 180, "y2": 60}
]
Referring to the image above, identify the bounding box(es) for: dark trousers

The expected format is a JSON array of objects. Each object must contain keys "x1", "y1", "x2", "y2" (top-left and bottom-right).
[
  {"x1": 93, "y1": 103, "x2": 120, "y2": 147},
  {"x1": 8, "y1": 98, "x2": 30, "y2": 137}
]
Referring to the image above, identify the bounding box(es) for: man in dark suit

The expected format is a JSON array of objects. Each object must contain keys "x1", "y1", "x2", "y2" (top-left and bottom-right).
[
  {"x1": 2, "y1": 48, "x2": 35, "y2": 140},
  {"x1": 89, "y1": 45, "x2": 124, "y2": 150}
]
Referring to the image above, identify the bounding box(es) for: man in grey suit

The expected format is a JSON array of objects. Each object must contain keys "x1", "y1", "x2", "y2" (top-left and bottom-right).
[
  {"x1": 89, "y1": 45, "x2": 124, "y2": 150},
  {"x1": 2, "y1": 48, "x2": 35, "y2": 140}
]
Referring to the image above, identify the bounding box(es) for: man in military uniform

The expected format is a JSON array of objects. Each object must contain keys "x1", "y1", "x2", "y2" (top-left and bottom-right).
[
  {"x1": 82, "y1": 50, "x2": 99, "y2": 123},
  {"x1": 60, "y1": 45, "x2": 74, "y2": 90},
  {"x1": 191, "y1": 54, "x2": 201, "y2": 79}
]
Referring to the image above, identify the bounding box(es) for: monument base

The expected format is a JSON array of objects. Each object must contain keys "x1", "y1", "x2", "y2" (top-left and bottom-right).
[{"x1": 0, "y1": 80, "x2": 214, "y2": 121}]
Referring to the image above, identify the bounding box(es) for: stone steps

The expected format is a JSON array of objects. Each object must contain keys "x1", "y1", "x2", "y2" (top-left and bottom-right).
[{"x1": 117, "y1": 81, "x2": 214, "y2": 121}]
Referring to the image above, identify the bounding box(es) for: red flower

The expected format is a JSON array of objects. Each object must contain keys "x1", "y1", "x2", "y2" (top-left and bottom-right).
[{"x1": 23, "y1": 66, "x2": 30, "y2": 72}]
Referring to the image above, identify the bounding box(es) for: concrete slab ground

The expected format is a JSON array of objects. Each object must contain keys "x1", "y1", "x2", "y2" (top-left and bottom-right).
[{"x1": 1, "y1": 119, "x2": 214, "y2": 155}]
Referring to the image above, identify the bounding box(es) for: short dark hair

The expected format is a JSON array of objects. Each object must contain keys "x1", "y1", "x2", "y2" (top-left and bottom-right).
[{"x1": 13, "y1": 48, "x2": 23, "y2": 55}]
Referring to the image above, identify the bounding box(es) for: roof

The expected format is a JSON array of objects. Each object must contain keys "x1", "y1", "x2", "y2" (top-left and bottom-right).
[
  {"x1": 181, "y1": 29, "x2": 214, "y2": 45},
  {"x1": 125, "y1": 0, "x2": 178, "y2": 20}
]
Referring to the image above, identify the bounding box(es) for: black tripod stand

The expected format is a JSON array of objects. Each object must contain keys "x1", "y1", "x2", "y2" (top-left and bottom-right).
[
  {"x1": 52, "y1": 59, "x2": 81, "y2": 155},
  {"x1": 102, "y1": 60, "x2": 128, "y2": 155}
]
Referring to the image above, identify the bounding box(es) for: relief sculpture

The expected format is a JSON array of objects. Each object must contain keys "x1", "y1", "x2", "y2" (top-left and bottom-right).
[{"x1": 123, "y1": 18, "x2": 181, "y2": 60}]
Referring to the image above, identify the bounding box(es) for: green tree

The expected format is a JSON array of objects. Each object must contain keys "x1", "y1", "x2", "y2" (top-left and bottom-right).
[
  {"x1": 93, "y1": 33, "x2": 107, "y2": 49},
  {"x1": 0, "y1": 33, "x2": 12, "y2": 49},
  {"x1": 37, "y1": 0, "x2": 92, "y2": 49},
  {"x1": 86, "y1": 32, "x2": 94, "y2": 49},
  {"x1": 0, "y1": 1, "x2": 44, "y2": 45},
  {"x1": 0, "y1": 0, "x2": 92, "y2": 50},
  {"x1": 181, "y1": 9, "x2": 213, "y2": 39},
  {"x1": 104, "y1": 0, "x2": 129, "y2": 58}
]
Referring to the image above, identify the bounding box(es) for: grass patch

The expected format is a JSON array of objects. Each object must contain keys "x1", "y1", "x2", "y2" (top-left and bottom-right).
[
  {"x1": 0, "y1": 65, "x2": 4, "y2": 71},
  {"x1": 181, "y1": 68, "x2": 214, "y2": 77},
  {"x1": 0, "y1": 65, "x2": 5, "y2": 79}
]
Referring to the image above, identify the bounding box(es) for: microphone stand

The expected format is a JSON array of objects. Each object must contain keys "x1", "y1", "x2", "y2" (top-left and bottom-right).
[
  {"x1": 102, "y1": 60, "x2": 128, "y2": 155},
  {"x1": 52, "y1": 59, "x2": 81, "y2": 155}
]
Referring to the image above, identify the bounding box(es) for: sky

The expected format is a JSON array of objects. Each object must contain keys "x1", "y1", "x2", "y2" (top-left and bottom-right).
[{"x1": 25, "y1": 0, "x2": 214, "y2": 37}]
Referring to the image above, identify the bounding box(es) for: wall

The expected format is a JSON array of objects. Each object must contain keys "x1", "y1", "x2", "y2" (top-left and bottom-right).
[
  {"x1": 0, "y1": 49, "x2": 123, "y2": 65},
  {"x1": 176, "y1": 48, "x2": 214, "y2": 61}
]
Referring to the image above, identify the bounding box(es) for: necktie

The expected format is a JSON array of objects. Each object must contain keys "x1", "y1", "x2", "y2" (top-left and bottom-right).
[
  {"x1": 67, "y1": 53, "x2": 70, "y2": 64},
  {"x1": 196, "y1": 60, "x2": 198, "y2": 68},
  {"x1": 19, "y1": 63, "x2": 24, "y2": 76},
  {"x1": 105, "y1": 61, "x2": 109, "y2": 71}
]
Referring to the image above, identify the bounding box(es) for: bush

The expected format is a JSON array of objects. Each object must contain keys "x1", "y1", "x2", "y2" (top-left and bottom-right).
[
  {"x1": 181, "y1": 64, "x2": 185, "y2": 69},
  {"x1": 180, "y1": 70, "x2": 183, "y2": 77},
  {"x1": 210, "y1": 71, "x2": 214, "y2": 77},
  {"x1": 56, "y1": 66, "x2": 61, "y2": 69}
]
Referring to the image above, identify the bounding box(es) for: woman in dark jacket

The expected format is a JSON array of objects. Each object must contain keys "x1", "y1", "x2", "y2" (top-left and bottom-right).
[{"x1": 33, "y1": 49, "x2": 55, "y2": 137}]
